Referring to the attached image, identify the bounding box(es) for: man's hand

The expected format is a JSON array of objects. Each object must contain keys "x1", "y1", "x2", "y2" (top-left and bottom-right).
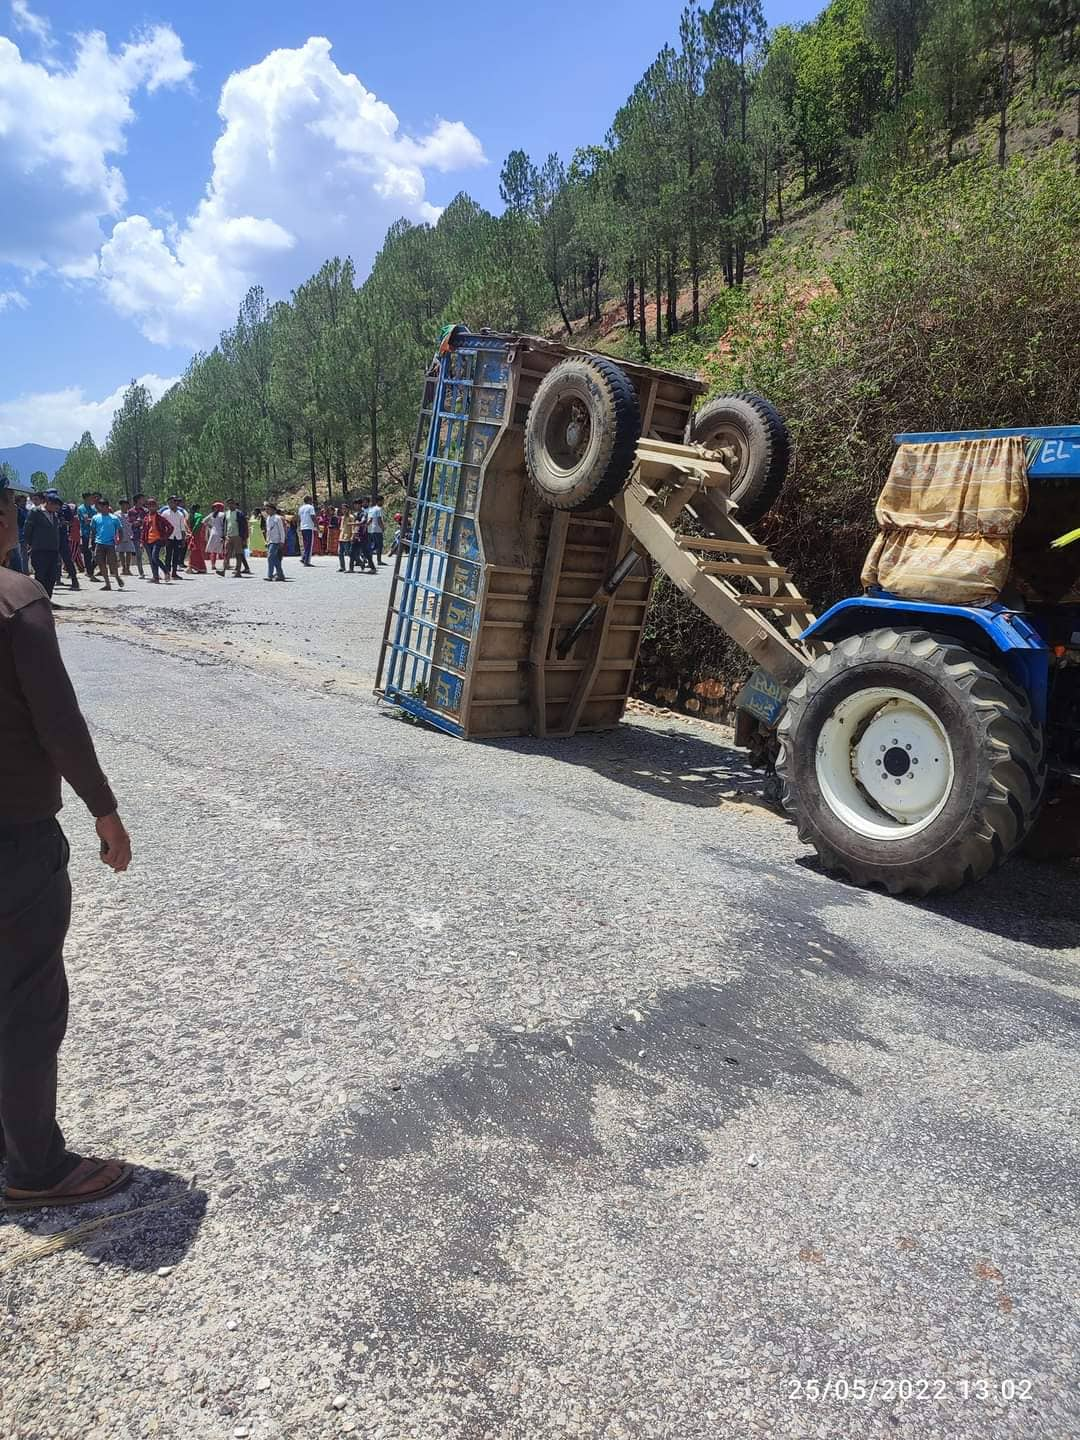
[{"x1": 96, "y1": 812, "x2": 132, "y2": 873}]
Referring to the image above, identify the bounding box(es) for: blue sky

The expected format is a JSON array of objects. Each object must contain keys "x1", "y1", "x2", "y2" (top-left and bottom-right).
[{"x1": 0, "y1": 0, "x2": 820, "y2": 449}]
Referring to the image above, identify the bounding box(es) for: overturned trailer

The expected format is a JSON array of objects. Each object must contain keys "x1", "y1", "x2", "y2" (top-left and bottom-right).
[{"x1": 375, "y1": 327, "x2": 810, "y2": 739}]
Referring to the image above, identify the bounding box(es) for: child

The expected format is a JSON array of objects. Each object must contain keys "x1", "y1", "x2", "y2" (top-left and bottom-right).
[
  {"x1": 91, "y1": 499, "x2": 124, "y2": 592},
  {"x1": 117, "y1": 508, "x2": 137, "y2": 576}
]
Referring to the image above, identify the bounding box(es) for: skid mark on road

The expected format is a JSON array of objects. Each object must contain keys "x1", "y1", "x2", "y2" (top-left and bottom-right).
[{"x1": 61, "y1": 608, "x2": 378, "y2": 697}]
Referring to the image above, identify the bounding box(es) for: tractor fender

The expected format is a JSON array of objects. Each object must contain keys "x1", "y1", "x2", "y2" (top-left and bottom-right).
[{"x1": 801, "y1": 595, "x2": 1050, "y2": 724}]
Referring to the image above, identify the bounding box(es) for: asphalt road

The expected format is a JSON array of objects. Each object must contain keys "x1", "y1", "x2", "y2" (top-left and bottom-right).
[{"x1": 1, "y1": 556, "x2": 1078, "y2": 1440}]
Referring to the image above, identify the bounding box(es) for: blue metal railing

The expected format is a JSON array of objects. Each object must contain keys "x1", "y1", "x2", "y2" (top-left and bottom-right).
[{"x1": 379, "y1": 333, "x2": 511, "y2": 734}]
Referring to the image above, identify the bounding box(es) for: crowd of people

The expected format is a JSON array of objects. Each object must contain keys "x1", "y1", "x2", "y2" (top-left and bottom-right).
[{"x1": 2, "y1": 488, "x2": 392, "y2": 602}]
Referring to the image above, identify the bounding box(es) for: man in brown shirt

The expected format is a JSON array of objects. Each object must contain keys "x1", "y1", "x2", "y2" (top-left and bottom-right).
[{"x1": 0, "y1": 476, "x2": 134, "y2": 1210}]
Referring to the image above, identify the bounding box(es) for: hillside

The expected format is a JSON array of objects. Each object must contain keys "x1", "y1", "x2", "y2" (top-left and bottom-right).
[{"x1": 0, "y1": 442, "x2": 68, "y2": 485}]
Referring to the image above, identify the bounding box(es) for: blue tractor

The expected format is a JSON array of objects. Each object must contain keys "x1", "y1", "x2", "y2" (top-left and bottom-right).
[{"x1": 769, "y1": 427, "x2": 1080, "y2": 895}]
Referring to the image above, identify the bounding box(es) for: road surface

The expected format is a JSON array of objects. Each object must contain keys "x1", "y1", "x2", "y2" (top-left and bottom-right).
[{"x1": 2, "y1": 557, "x2": 1078, "y2": 1440}]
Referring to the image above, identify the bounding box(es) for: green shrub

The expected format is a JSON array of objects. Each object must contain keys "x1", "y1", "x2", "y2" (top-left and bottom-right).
[{"x1": 638, "y1": 146, "x2": 1080, "y2": 699}]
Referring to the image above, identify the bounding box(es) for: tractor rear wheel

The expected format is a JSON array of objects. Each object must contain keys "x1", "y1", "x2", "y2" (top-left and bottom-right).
[
  {"x1": 525, "y1": 356, "x2": 641, "y2": 512},
  {"x1": 777, "y1": 628, "x2": 1044, "y2": 895}
]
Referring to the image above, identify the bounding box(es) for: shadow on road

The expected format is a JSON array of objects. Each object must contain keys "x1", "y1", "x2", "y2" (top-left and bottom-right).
[
  {"x1": 0, "y1": 1167, "x2": 208, "y2": 1275},
  {"x1": 793, "y1": 847, "x2": 1080, "y2": 960},
  {"x1": 914, "y1": 855, "x2": 1080, "y2": 959},
  {"x1": 489, "y1": 722, "x2": 774, "y2": 811}
]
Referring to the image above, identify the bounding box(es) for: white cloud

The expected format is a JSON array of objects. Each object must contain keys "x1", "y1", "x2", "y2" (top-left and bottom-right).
[
  {"x1": 0, "y1": 23, "x2": 193, "y2": 274},
  {"x1": 0, "y1": 372, "x2": 179, "y2": 449},
  {"x1": 97, "y1": 36, "x2": 486, "y2": 346},
  {"x1": 0, "y1": 289, "x2": 28, "y2": 312},
  {"x1": 10, "y1": 2, "x2": 53, "y2": 50}
]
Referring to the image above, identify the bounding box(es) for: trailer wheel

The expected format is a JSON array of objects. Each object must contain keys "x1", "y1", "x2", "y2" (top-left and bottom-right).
[
  {"x1": 777, "y1": 628, "x2": 1044, "y2": 896},
  {"x1": 691, "y1": 393, "x2": 790, "y2": 524},
  {"x1": 525, "y1": 356, "x2": 641, "y2": 511}
]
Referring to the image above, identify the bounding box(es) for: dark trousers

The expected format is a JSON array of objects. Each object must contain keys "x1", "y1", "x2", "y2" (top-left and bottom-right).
[
  {"x1": 30, "y1": 550, "x2": 61, "y2": 598},
  {"x1": 166, "y1": 538, "x2": 183, "y2": 576},
  {"x1": 81, "y1": 532, "x2": 96, "y2": 578},
  {"x1": 352, "y1": 537, "x2": 376, "y2": 572},
  {"x1": 147, "y1": 540, "x2": 165, "y2": 579},
  {"x1": 301, "y1": 529, "x2": 314, "y2": 565},
  {"x1": 370, "y1": 532, "x2": 384, "y2": 564},
  {"x1": 59, "y1": 532, "x2": 79, "y2": 585},
  {"x1": 0, "y1": 819, "x2": 72, "y2": 1190}
]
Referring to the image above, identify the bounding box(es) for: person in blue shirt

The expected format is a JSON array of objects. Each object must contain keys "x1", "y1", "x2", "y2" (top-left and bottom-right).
[
  {"x1": 90, "y1": 499, "x2": 124, "y2": 592},
  {"x1": 76, "y1": 492, "x2": 100, "y2": 581}
]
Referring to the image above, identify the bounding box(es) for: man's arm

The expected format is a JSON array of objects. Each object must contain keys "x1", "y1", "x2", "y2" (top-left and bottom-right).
[{"x1": 11, "y1": 595, "x2": 118, "y2": 819}]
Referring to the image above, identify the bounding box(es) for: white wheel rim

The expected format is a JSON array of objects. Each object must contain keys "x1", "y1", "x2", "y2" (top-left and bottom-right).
[{"x1": 815, "y1": 687, "x2": 955, "y2": 841}]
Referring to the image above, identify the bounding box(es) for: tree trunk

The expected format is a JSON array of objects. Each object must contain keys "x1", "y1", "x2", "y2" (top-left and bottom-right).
[
  {"x1": 776, "y1": 148, "x2": 784, "y2": 223},
  {"x1": 637, "y1": 259, "x2": 647, "y2": 357},
  {"x1": 666, "y1": 252, "x2": 678, "y2": 336},
  {"x1": 552, "y1": 267, "x2": 573, "y2": 338},
  {"x1": 654, "y1": 249, "x2": 662, "y2": 345},
  {"x1": 998, "y1": 17, "x2": 1013, "y2": 170},
  {"x1": 690, "y1": 219, "x2": 700, "y2": 328},
  {"x1": 761, "y1": 142, "x2": 770, "y2": 247},
  {"x1": 626, "y1": 267, "x2": 635, "y2": 332},
  {"x1": 369, "y1": 404, "x2": 379, "y2": 501},
  {"x1": 307, "y1": 431, "x2": 317, "y2": 498}
]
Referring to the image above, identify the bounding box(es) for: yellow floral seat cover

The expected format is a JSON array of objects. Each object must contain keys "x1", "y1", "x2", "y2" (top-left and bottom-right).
[{"x1": 861, "y1": 436, "x2": 1029, "y2": 606}]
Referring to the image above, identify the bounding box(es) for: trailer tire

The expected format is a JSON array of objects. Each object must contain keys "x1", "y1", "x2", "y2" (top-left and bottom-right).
[
  {"x1": 777, "y1": 628, "x2": 1044, "y2": 896},
  {"x1": 691, "y1": 393, "x2": 790, "y2": 524},
  {"x1": 525, "y1": 356, "x2": 641, "y2": 511}
]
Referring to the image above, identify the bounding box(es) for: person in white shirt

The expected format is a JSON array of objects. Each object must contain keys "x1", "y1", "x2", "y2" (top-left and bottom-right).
[
  {"x1": 264, "y1": 503, "x2": 287, "y2": 582},
  {"x1": 159, "y1": 497, "x2": 187, "y2": 580},
  {"x1": 365, "y1": 494, "x2": 385, "y2": 566},
  {"x1": 298, "y1": 496, "x2": 316, "y2": 566}
]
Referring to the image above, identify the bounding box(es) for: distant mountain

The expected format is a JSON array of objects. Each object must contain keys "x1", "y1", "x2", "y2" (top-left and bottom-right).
[{"x1": 0, "y1": 442, "x2": 70, "y2": 485}]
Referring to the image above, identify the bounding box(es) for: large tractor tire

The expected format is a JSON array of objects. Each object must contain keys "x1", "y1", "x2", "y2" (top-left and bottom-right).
[
  {"x1": 525, "y1": 356, "x2": 641, "y2": 511},
  {"x1": 776, "y1": 628, "x2": 1044, "y2": 896},
  {"x1": 690, "y1": 392, "x2": 790, "y2": 524}
]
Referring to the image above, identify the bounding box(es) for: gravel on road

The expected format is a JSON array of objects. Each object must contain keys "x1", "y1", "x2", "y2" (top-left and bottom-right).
[{"x1": 1, "y1": 557, "x2": 1078, "y2": 1440}]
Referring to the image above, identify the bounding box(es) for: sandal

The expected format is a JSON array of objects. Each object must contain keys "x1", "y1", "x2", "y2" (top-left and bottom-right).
[{"x1": 3, "y1": 1156, "x2": 134, "y2": 1212}]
